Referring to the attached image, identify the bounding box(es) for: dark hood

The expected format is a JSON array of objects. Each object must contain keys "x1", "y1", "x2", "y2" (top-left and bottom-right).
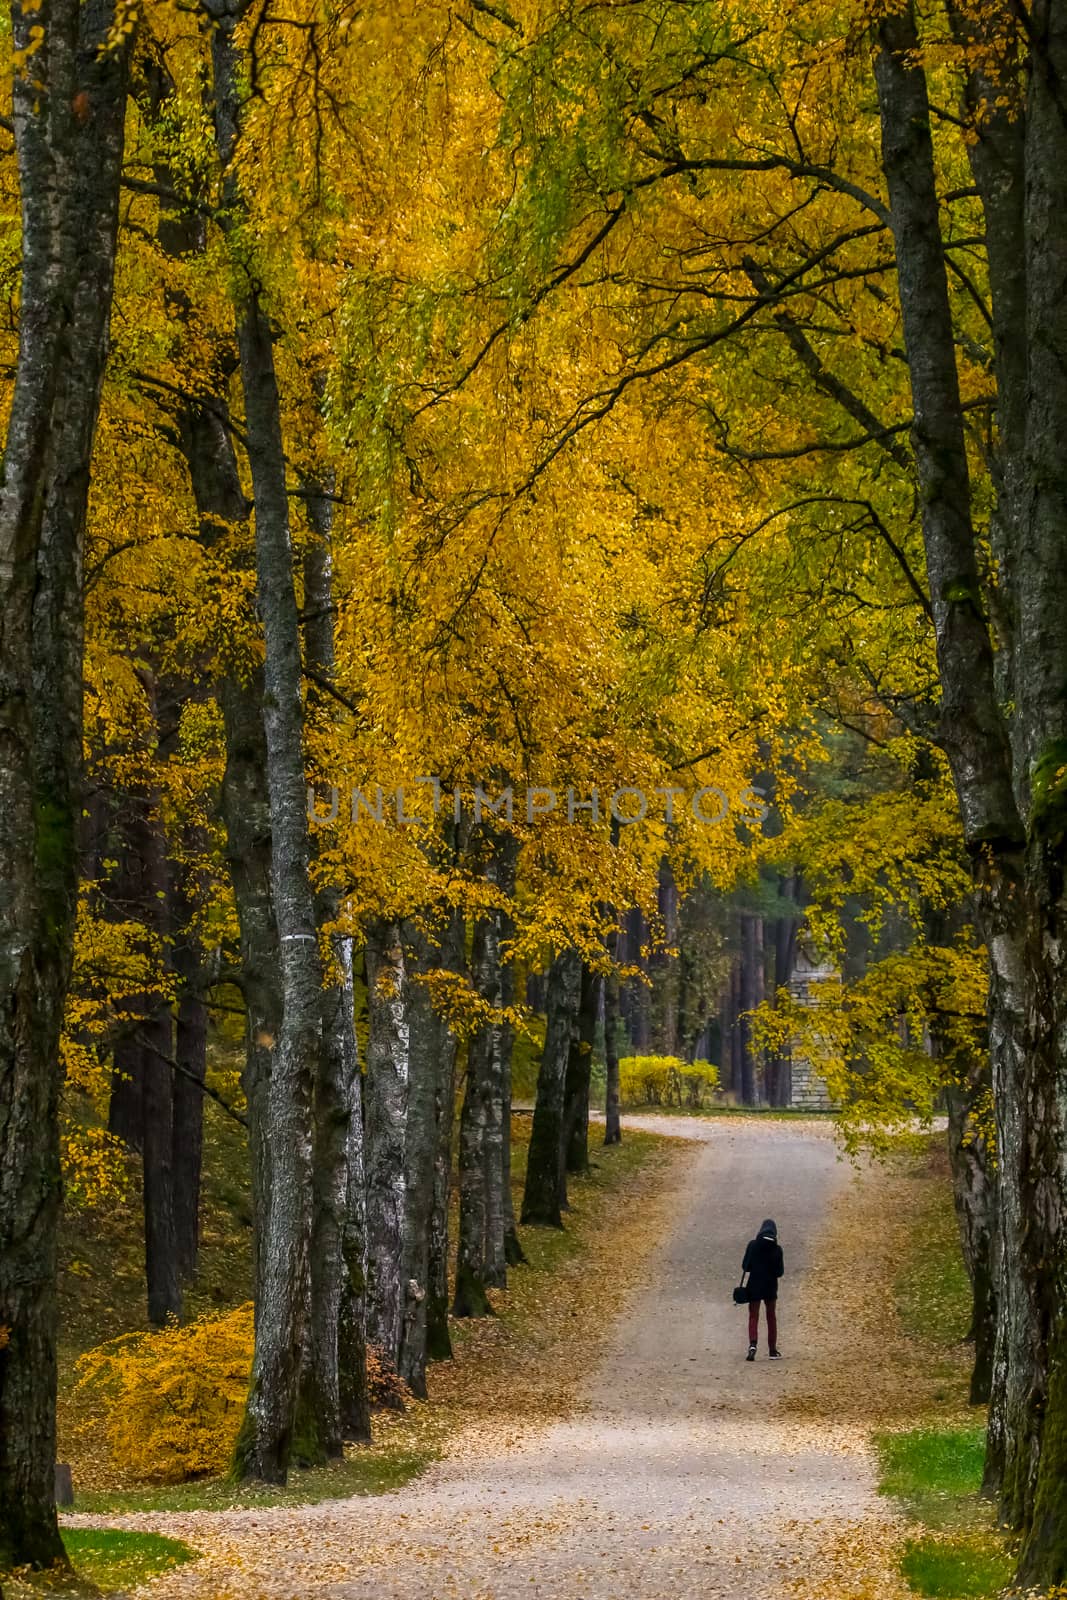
[{"x1": 758, "y1": 1219, "x2": 778, "y2": 1239}]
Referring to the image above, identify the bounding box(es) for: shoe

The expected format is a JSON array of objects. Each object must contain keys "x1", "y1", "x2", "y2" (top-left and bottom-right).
[
  {"x1": 769, "y1": 1349, "x2": 783, "y2": 1360},
  {"x1": 746, "y1": 1344, "x2": 757, "y2": 1361}
]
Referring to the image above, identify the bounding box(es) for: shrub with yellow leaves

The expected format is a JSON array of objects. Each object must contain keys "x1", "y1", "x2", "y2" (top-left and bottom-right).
[
  {"x1": 75, "y1": 1305, "x2": 255, "y2": 1483},
  {"x1": 618, "y1": 1055, "x2": 719, "y2": 1110},
  {"x1": 75, "y1": 1305, "x2": 412, "y2": 1483}
]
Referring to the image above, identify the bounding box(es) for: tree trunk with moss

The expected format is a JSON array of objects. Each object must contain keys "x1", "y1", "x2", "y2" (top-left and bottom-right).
[{"x1": 0, "y1": 0, "x2": 129, "y2": 1566}]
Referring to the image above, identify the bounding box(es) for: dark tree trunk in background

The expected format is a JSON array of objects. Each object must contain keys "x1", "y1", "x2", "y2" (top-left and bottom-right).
[
  {"x1": 627, "y1": 907, "x2": 651, "y2": 1051},
  {"x1": 656, "y1": 860, "x2": 679, "y2": 1055},
  {"x1": 738, "y1": 916, "x2": 763, "y2": 1105},
  {"x1": 563, "y1": 962, "x2": 600, "y2": 1179},
  {"x1": 603, "y1": 918, "x2": 622, "y2": 1144},
  {"x1": 521, "y1": 950, "x2": 581, "y2": 1228},
  {"x1": 364, "y1": 922, "x2": 409, "y2": 1367},
  {"x1": 171, "y1": 982, "x2": 208, "y2": 1282},
  {"x1": 730, "y1": 957, "x2": 744, "y2": 1094},
  {"x1": 129, "y1": 776, "x2": 181, "y2": 1328},
  {"x1": 0, "y1": 0, "x2": 130, "y2": 1566},
  {"x1": 766, "y1": 874, "x2": 799, "y2": 1107}
]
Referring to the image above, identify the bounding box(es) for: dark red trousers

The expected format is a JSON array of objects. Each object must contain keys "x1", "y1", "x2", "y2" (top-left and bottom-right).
[{"x1": 748, "y1": 1298, "x2": 777, "y2": 1349}]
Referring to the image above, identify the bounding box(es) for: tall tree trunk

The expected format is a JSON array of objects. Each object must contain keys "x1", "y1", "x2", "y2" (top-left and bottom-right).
[
  {"x1": 338, "y1": 1016, "x2": 372, "y2": 1442},
  {"x1": 563, "y1": 962, "x2": 600, "y2": 1179},
  {"x1": 500, "y1": 922, "x2": 526, "y2": 1267},
  {"x1": 426, "y1": 918, "x2": 464, "y2": 1359},
  {"x1": 454, "y1": 917, "x2": 499, "y2": 1316},
  {"x1": 874, "y1": 2, "x2": 1039, "y2": 1557},
  {"x1": 211, "y1": 21, "x2": 324, "y2": 1482},
  {"x1": 364, "y1": 922, "x2": 409, "y2": 1368},
  {"x1": 454, "y1": 833, "x2": 519, "y2": 1314},
  {"x1": 298, "y1": 489, "x2": 359, "y2": 1461},
  {"x1": 399, "y1": 911, "x2": 463, "y2": 1389},
  {"x1": 0, "y1": 0, "x2": 129, "y2": 1565},
  {"x1": 521, "y1": 950, "x2": 581, "y2": 1228},
  {"x1": 179, "y1": 398, "x2": 281, "y2": 1318}
]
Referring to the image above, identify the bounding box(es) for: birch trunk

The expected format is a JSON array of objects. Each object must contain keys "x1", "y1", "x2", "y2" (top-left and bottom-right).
[
  {"x1": 455, "y1": 835, "x2": 518, "y2": 1313},
  {"x1": 521, "y1": 950, "x2": 581, "y2": 1228},
  {"x1": 364, "y1": 921, "x2": 409, "y2": 1369},
  {"x1": 211, "y1": 17, "x2": 323, "y2": 1483},
  {"x1": 299, "y1": 490, "x2": 358, "y2": 1461},
  {"x1": 400, "y1": 910, "x2": 463, "y2": 1389},
  {"x1": 0, "y1": 0, "x2": 129, "y2": 1564}
]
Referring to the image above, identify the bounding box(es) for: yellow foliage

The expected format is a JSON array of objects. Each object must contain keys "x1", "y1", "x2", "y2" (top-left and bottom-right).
[
  {"x1": 75, "y1": 1306, "x2": 255, "y2": 1483},
  {"x1": 618, "y1": 1055, "x2": 718, "y2": 1110},
  {"x1": 75, "y1": 1305, "x2": 411, "y2": 1483}
]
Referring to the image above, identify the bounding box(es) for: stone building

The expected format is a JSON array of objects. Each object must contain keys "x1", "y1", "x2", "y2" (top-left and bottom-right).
[{"x1": 786, "y1": 944, "x2": 839, "y2": 1112}]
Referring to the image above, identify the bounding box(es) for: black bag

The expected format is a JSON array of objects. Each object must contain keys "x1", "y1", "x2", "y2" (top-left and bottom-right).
[{"x1": 733, "y1": 1278, "x2": 750, "y2": 1305}]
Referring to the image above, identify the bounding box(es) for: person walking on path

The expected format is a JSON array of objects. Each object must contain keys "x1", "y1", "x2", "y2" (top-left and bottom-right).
[{"x1": 741, "y1": 1218, "x2": 784, "y2": 1360}]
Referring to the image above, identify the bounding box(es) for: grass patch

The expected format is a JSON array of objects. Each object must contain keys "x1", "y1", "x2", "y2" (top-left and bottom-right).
[
  {"x1": 5, "y1": 1530, "x2": 198, "y2": 1597},
  {"x1": 875, "y1": 1425, "x2": 987, "y2": 1528},
  {"x1": 70, "y1": 1445, "x2": 433, "y2": 1515},
  {"x1": 65, "y1": 1529, "x2": 197, "y2": 1593},
  {"x1": 900, "y1": 1533, "x2": 1013, "y2": 1598}
]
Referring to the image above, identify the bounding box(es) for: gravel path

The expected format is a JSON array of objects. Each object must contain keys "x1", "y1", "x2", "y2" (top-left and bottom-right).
[{"x1": 78, "y1": 1117, "x2": 908, "y2": 1599}]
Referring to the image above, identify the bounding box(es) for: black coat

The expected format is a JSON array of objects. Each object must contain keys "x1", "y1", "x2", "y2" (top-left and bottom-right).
[{"x1": 742, "y1": 1233, "x2": 784, "y2": 1301}]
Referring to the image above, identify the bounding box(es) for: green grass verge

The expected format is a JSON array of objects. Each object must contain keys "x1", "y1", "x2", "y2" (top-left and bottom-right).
[
  {"x1": 6, "y1": 1530, "x2": 198, "y2": 1597},
  {"x1": 900, "y1": 1534, "x2": 1013, "y2": 1598},
  {"x1": 65, "y1": 1529, "x2": 198, "y2": 1593},
  {"x1": 875, "y1": 1425, "x2": 987, "y2": 1528},
  {"x1": 70, "y1": 1445, "x2": 433, "y2": 1515}
]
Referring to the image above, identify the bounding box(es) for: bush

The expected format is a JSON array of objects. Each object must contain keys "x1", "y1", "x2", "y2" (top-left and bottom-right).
[
  {"x1": 75, "y1": 1305, "x2": 255, "y2": 1483},
  {"x1": 618, "y1": 1055, "x2": 719, "y2": 1110},
  {"x1": 76, "y1": 1305, "x2": 411, "y2": 1483}
]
